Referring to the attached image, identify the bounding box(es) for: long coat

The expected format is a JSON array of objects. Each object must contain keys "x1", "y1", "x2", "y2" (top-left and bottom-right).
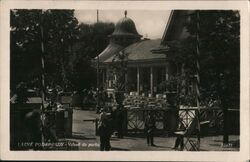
[{"x1": 144, "y1": 115, "x2": 156, "y2": 133}]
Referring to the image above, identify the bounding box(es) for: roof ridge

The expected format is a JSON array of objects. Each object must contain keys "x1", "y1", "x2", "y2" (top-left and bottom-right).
[{"x1": 125, "y1": 38, "x2": 161, "y2": 47}]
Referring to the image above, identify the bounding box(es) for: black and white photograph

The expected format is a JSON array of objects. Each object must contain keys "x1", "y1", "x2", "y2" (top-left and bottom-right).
[{"x1": 0, "y1": 0, "x2": 249, "y2": 161}]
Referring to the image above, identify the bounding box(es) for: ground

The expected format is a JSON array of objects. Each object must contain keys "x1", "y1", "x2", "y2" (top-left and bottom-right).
[{"x1": 56, "y1": 109, "x2": 240, "y2": 151}]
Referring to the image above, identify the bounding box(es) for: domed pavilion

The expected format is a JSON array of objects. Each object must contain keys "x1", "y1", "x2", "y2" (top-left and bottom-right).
[{"x1": 97, "y1": 10, "x2": 191, "y2": 97}]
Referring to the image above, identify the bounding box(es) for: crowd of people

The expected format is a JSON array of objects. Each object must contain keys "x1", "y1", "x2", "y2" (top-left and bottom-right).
[
  {"x1": 15, "y1": 84, "x2": 190, "y2": 151},
  {"x1": 97, "y1": 102, "x2": 190, "y2": 151}
]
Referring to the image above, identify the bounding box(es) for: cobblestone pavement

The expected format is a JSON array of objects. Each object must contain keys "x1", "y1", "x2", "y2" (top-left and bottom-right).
[{"x1": 60, "y1": 109, "x2": 239, "y2": 151}]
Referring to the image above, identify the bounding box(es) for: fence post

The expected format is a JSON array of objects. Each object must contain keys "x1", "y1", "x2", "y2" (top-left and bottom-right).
[
  {"x1": 95, "y1": 118, "x2": 98, "y2": 136},
  {"x1": 123, "y1": 109, "x2": 128, "y2": 135}
]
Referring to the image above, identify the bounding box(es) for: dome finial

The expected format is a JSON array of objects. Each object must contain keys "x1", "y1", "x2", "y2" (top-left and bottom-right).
[{"x1": 124, "y1": 10, "x2": 127, "y2": 18}]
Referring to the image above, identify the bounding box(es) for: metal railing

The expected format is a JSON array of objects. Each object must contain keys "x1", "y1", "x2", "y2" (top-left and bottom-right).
[{"x1": 125, "y1": 106, "x2": 239, "y2": 136}]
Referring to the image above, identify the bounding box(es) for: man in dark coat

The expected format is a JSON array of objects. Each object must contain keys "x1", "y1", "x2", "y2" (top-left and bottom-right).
[
  {"x1": 144, "y1": 112, "x2": 156, "y2": 146},
  {"x1": 98, "y1": 109, "x2": 112, "y2": 151}
]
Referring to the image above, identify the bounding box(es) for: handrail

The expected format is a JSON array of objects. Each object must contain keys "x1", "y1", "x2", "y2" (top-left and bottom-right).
[{"x1": 127, "y1": 107, "x2": 239, "y2": 111}]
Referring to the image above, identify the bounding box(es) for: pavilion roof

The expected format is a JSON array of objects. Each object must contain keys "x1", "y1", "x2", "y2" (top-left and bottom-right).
[
  {"x1": 97, "y1": 42, "x2": 125, "y2": 62},
  {"x1": 161, "y1": 10, "x2": 194, "y2": 45},
  {"x1": 152, "y1": 10, "x2": 194, "y2": 54},
  {"x1": 103, "y1": 39, "x2": 166, "y2": 63}
]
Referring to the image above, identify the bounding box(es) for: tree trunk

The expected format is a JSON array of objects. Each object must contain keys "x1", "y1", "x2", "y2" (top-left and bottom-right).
[{"x1": 222, "y1": 96, "x2": 229, "y2": 144}]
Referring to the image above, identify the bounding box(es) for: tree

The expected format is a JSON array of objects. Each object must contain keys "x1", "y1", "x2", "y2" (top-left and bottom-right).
[
  {"x1": 111, "y1": 50, "x2": 128, "y2": 107},
  {"x1": 196, "y1": 11, "x2": 240, "y2": 145},
  {"x1": 167, "y1": 10, "x2": 240, "y2": 144},
  {"x1": 67, "y1": 22, "x2": 115, "y2": 90},
  {"x1": 198, "y1": 11, "x2": 239, "y2": 108},
  {"x1": 10, "y1": 10, "x2": 42, "y2": 90},
  {"x1": 10, "y1": 9, "x2": 80, "y2": 92},
  {"x1": 11, "y1": 10, "x2": 115, "y2": 93},
  {"x1": 168, "y1": 10, "x2": 240, "y2": 108},
  {"x1": 42, "y1": 10, "x2": 80, "y2": 89}
]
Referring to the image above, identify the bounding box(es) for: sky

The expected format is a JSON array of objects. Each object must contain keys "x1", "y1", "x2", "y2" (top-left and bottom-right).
[{"x1": 74, "y1": 10, "x2": 171, "y2": 39}]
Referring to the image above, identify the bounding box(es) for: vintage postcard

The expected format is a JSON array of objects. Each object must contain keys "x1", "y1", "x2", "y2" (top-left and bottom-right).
[{"x1": 0, "y1": 0, "x2": 249, "y2": 161}]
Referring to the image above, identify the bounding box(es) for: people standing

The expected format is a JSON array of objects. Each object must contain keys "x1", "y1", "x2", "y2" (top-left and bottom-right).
[
  {"x1": 172, "y1": 115, "x2": 185, "y2": 150},
  {"x1": 173, "y1": 133, "x2": 184, "y2": 151},
  {"x1": 144, "y1": 111, "x2": 156, "y2": 146},
  {"x1": 98, "y1": 109, "x2": 111, "y2": 151},
  {"x1": 113, "y1": 107, "x2": 124, "y2": 138}
]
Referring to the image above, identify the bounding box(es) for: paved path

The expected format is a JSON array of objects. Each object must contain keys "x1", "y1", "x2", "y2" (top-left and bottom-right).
[{"x1": 63, "y1": 109, "x2": 239, "y2": 151}]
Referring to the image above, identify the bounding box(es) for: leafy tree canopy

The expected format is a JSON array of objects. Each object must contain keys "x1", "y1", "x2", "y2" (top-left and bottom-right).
[
  {"x1": 67, "y1": 22, "x2": 115, "y2": 90},
  {"x1": 168, "y1": 10, "x2": 240, "y2": 108},
  {"x1": 10, "y1": 9, "x2": 114, "y2": 93}
]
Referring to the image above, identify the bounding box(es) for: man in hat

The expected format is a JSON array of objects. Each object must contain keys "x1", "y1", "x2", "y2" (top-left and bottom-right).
[
  {"x1": 144, "y1": 111, "x2": 156, "y2": 146},
  {"x1": 98, "y1": 108, "x2": 111, "y2": 151}
]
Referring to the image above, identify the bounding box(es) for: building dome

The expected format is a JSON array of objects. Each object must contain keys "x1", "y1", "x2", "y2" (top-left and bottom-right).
[
  {"x1": 109, "y1": 11, "x2": 142, "y2": 46},
  {"x1": 111, "y1": 11, "x2": 141, "y2": 38},
  {"x1": 112, "y1": 17, "x2": 140, "y2": 37}
]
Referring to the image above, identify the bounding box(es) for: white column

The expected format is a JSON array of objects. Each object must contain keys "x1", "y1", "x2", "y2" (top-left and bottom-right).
[
  {"x1": 165, "y1": 63, "x2": 169, "y2": 81},
  {"x1": 106, "y1": 69, "x2": 109, "y2": 88},
  {"x1": 108, "y1": 69, "x2": 111, "y2": 88},
  {"x1": 113, "y1": 73, "x2": 117, "y2": 89},
  {"x1": 150, "y1": 67, "x2": 153, "y2": 96},
  {"x1": 102, "y1": 69, "x2": 105, "y2": 88},
  {"x1": 137, "y1": 67, "x2": 140, "y2": 95}
]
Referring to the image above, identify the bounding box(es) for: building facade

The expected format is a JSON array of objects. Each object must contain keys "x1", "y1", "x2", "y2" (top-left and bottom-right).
[{"x1": 97, "y1": 10, "x2": 193, "y2": 97}]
